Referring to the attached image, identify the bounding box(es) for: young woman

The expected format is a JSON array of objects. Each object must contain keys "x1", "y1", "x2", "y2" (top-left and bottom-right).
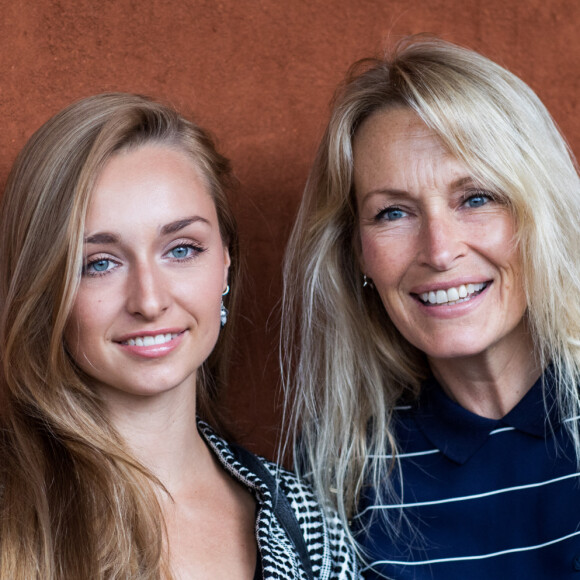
[
  {"x1": 283, "y1": 37, "x2": 580, "y2": 579},
  {"x1": 0, "y1": 93, "x2": 358, "y2": 579}
]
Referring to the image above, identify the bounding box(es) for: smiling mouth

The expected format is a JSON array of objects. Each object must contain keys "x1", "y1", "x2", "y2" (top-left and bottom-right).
[
  {"x1": 121, "y1": 332, "x2": 180, "y2": 347},
  {"x1": 416, "y1": 282, "x2": 489, "y2": 306}
]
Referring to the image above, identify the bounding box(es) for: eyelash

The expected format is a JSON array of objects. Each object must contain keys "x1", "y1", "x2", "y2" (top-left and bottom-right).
[
  {"x1": 373, "y1": 189, "x2": 499, "y2": 222},
  {"x1": 83, "y1": 256, "x2": 118, "y2": 278},
  {"x1": 374, "y1": 206, "x2": 407, "y2": 222},
  {"x1": 166, "y1": 242, "x2": 206, "y2": 262},
  {"x1": 82, "y1": 242, "x2": 207, "y2": 278},
  {"x1": 461, "y1": 189, "x2": 496, "y2": 208}
]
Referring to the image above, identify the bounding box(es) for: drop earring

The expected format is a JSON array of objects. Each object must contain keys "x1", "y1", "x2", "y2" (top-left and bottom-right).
[
  {"x1": 363, "y1": 275, "x2": 374, "y2": 289},
  {"x1": 220, "y1": 285, "x2": 230, "y2": 327}
]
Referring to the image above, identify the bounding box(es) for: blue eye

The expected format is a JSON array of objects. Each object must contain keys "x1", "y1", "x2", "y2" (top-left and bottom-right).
[
  {"x1": 84, "y1": 258, "x2": 115, "y2": 277},
  {"x1": 464, "y1": 192, "x2": 493, "y2": 208},
  {"x1": 169, "y1": 245, "x2": 193, "y2": 259},
  {"x1": 167, "y1": 244, "x2": 206, "y2": 260},
  {"x1": 377, "y1": 207, "x2": 407, "y2": 221},
  {"x1": 92, "y1": 259, "x2": 110, "y2": 271}
]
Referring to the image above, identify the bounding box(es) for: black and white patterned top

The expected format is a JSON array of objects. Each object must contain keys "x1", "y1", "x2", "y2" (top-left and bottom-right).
[{"x1": 198, "y1": 420, "x2": 359, "y2": 580}]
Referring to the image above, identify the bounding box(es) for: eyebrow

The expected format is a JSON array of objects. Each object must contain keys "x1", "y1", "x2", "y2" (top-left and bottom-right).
[
  {"x1": 84, "y1": 216, "x2": 211, "y2": 244},
  {"x1": 360, "y1": 176, "x2": 478, "y2": 202},
  {"x1": 84, "y1": 232, "x2": 120, "y2": 244},
  {"x1": 160, "y1": 216, "x2": 210, "y2": 235},
  {"x1": 451, "y1": 176, "x2": 477, "y2": 190}
]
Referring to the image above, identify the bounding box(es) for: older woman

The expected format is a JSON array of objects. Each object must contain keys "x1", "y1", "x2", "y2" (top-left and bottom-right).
[
  {"x1": 0, "y1": 93, "x2": 358, "y2": 579},
  {"x1": 283, "y1": 37, "x2": 580, "y2": 579}
]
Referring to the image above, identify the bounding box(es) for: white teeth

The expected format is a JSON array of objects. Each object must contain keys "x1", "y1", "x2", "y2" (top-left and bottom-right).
[
  {"x1": 419, "y1": 283, "x2": 487, "y2": 305},
  {"x1": 125, "y1": 333, "x2": 178, "y2": 346},
  {"x1": 447, "y1": 287, "x2": 460, "y2": 301}
]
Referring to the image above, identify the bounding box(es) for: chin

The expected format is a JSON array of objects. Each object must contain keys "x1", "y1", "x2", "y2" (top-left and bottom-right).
[{"x1": 412, "y1": 334, "x2": 493, "y2": 362}]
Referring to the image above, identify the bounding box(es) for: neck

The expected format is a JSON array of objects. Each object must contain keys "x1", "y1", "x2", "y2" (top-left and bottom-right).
[
  {"x1": 103, "y1": 385, "x2": 212, "y2": 495},
  {"x1": 428, "y1": 326, "x2": 542, "y2": 419}
]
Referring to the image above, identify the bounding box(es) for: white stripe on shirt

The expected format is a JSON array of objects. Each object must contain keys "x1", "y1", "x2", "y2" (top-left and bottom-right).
[
  {"x1": 371, "y1": 424, "x2": 521, "y2": 459},
  {"x1": 357, "y1": 471, "x2": 580, "y2": 514},
  {"x1": 362, "y1": 529, "x2": 580, "y2": 569}
]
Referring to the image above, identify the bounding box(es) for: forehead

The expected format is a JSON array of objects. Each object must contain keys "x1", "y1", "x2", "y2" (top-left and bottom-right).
[
  {"x1": 353, "y1": 108, "x2": 464, "y2": 192},
  {"x1": 85, "y1": 145, "x2": 218, "y2": 230},
  {"x1": 354, "y1": 107, "x2": 445, "y2": 162}
]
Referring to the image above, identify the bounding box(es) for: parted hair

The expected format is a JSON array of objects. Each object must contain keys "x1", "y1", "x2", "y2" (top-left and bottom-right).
[
  {"x1": 0, "y1": 93, "x2": 239, "y2": 578},
  {"x1": 282, "y1": 36, "x2": 580, "y2": 538}
]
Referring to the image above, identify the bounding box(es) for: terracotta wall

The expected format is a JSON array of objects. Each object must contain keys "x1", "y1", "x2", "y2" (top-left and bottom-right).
[{"x1": 0, "y1": 0, "x2": 578, "y2": 456}]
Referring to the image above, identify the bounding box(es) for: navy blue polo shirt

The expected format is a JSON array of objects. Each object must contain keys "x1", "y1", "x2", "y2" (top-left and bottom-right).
[{"x1": 355, "y1": 370, "x2": 580, "y2": 579}]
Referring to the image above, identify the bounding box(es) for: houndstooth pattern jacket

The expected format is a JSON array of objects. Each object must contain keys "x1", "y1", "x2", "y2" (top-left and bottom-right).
[{"x1": 199, "y1": 420, "x2": 360, "y2": 580}]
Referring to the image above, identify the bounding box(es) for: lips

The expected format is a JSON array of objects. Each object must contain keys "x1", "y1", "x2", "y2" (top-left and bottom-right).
[
  {"x1": 416, "y1": 282, "x2": 488, "y2": 305},
  {"x1": 115, "y1": 329, "x2": 186, "y2": 359}
]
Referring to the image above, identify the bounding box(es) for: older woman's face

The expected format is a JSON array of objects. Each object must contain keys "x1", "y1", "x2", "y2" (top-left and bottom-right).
[{"x1": 354, "y1": 108, "x2": 527, "y2": 363}]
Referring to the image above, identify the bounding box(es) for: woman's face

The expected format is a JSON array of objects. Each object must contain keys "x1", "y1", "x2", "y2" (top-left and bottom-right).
[
  {"x1": 65, "y1": 145, "x2": 230, "y2": 403},
  {"x1": 354, "y1": 108, "x2": 528, "y2": 364}
]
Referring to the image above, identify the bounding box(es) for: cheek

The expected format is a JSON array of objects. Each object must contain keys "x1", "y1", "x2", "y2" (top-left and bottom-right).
[
  {"x1": 173, "y1": 274, "x2": 222, "y2": 321},
  {"x1": 487, "y1": 224, "x2": 517, "y2": 256},
  {"x1": 504, "y1": 251, "x2": 527, "y2": 307},
  {"x1": 64, "y1": 292, "x2": 102, "y2": 357},
  {"x1": 480, "y1": 217, "x2": 522, "y2": 282},
  {"x1": 360, "y1": 232, "x2": 409, "y2": 286},
  {"x1": 475, "y1": 209, "x2": 517, "y2": 252}
]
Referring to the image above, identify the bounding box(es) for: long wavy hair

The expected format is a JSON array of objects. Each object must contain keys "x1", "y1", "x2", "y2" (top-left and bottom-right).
[
  {"x1": 0, "y1": 93, "x2": 240, "y2": 578},
  {"x1": 282, "y1": 36, "x2": 580, "y2": 539}
]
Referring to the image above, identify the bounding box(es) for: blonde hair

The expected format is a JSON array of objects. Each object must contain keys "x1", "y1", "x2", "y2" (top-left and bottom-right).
[
  {"x1": 0, "y1": 93, "x2": 239, "y2": 578},
  {"x1": 282, "y1": 36, "x2": 580, "y2": 538}
]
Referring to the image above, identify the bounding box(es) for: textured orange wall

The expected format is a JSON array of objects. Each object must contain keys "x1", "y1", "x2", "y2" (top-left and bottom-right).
[{"x1": 0, "y1": 0, "x2": 578, "y2": 456}]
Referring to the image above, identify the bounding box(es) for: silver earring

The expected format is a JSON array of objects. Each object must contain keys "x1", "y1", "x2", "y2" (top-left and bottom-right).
[
  {"x1": 363, "y1": 275, "x2": 370, "y2": 288},
  {"x1": 221, "y1": 285, "x2": 230, "y2": 327}
]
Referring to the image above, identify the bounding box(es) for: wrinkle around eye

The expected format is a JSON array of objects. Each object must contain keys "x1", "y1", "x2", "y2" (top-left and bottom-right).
[{"x1": 375, "y1": 206, "x2": 409, "y2": 222}]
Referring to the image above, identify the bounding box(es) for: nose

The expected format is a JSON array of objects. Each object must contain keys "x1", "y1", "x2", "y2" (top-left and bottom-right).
[
  {"x1": 417, "y1": 212, "x2": 465, "y2": 271},
  {"x1": 126, "y1": 261, "x2": 170, "y2": 320}
]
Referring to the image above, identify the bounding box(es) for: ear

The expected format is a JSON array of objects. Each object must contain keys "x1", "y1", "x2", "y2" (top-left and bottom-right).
[{"x1": 222, "y1": 245, "x2": 231, "y2": 292}]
